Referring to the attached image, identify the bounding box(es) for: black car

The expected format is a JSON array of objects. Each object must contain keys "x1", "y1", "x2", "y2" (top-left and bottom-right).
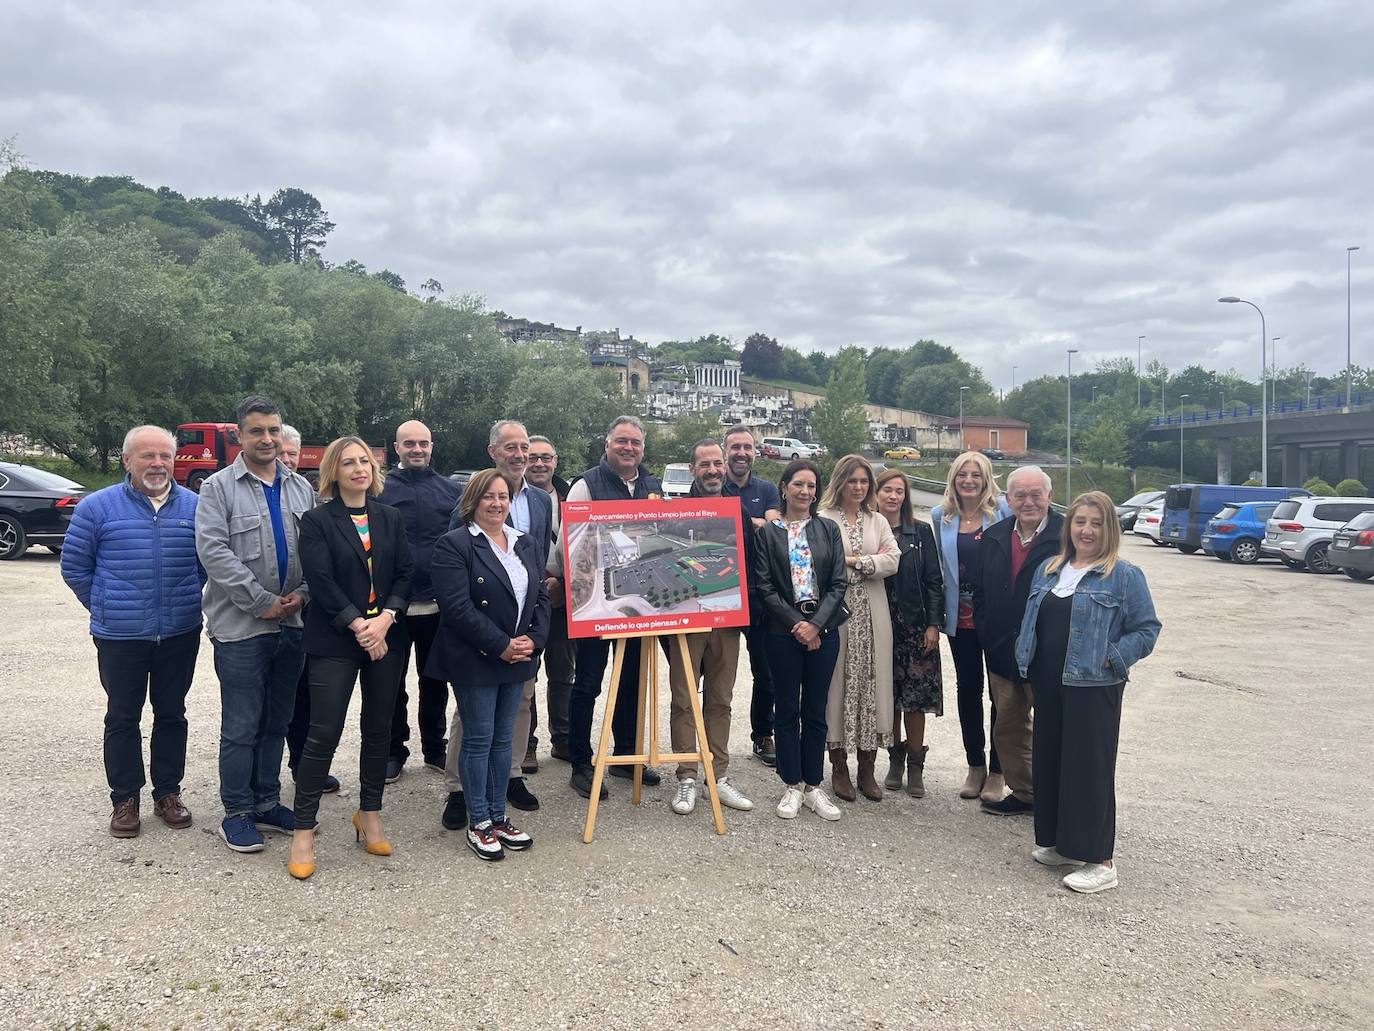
[
  {"x1": 980, "y1": 448, "x2": 1006, "y2": 461},
  {"x1": 0, "y1": 462, "x2": 88, "y2": 559},
  {"x1": 449, "y1": 470, "x2": 476, "y2": 489},
  {"x1": 1329, "y1": 511, "x2": 1374, "y2": 582}
]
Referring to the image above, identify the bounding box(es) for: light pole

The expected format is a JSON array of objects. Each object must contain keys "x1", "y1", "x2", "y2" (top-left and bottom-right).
[
  {"x1": 1178, "y1": 393, "x2": 1190, "y2": 482},
  {"x1": 1271, "y1": 336, "x2": 1281, "y2": 410},
  {"x1": 958, "y1": 385, "x2": 969, "y2": 450},
  {"x1": 1137, "y1": 335, "x2": 1145, "y2": 406},
  {"x1": 1012, "y1": 365, "x2": 1018, "y2": 393},
  {"x1": 1218, "y1": 296, "x2": 1268, "y2": 486},
  {"x1": 1348, "y1": 246, "x2": 1360, "y2": 407},
  {"x1": 1305, "y1": 369, "x2": 1315, "y2": 407},
  {"x1": 1066, "y1": 349, "x2": 1078, "y2": 504}
]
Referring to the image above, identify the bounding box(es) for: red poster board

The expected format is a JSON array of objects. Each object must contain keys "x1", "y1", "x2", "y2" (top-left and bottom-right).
[{"x1": 561, "y1": 497, "x2": 750, "y2": 639}]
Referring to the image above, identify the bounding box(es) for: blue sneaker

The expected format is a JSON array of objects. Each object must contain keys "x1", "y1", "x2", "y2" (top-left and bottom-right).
[
  {"x1": 218, "y1": 814, "x2": 265, "y2": 853},
  {"x1": 253, "y1": 803, "x2": 295, "y2": 834}
]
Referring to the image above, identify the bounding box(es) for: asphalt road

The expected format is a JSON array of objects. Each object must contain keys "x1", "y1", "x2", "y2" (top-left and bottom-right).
[{"x1": 1, "y1": 533, "x2": 1370, "y2": 1029}]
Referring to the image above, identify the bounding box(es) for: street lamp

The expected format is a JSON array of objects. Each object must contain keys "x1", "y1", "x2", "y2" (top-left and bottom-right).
[
  {"x1": 958, "y1": 385, "x2": 969, "y2": 449},
  {"x1": 1271, "y1": 336, "x2": 1281, "y2": 410},
  {"x1": 1304, "y1": 368, "x2": 1315, "y2": 407},
  {"x1": 1218, "y1": 296, "x2": 1268, "y2": 486},
  {"x1": 1066, "y1": 349, "x2": 1078, "y2": 504},
  {"x1": 1137, "y1": 335, "x2": 1145, "y2": 407},
  {"x1": 1178, "y1": 393, "x2": 1190, "y2": 482},
  {"x1": 1012, "y1": 365, "x2": 1018, "y2": 393},
  {"x1": 1348, "y1": 246, "x2": 1360, "y2": 407}
]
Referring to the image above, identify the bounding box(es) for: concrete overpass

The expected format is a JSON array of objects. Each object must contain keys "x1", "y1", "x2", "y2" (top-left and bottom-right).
[{"x1": 1143, "y1": 391, "x2": 1374, "y2": 485}]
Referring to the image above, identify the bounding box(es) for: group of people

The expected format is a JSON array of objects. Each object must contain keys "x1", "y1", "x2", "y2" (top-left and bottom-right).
[{"x1": 61, "y1": 399, "x2": 1160, "y2": 893}]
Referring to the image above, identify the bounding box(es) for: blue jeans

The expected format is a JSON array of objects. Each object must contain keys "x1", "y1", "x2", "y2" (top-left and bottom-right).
[
  {"x1": 455, "y1": 680, "x2": 524, "y2": 826},
  {"x1": 213, "y1": 628, "x2": 304, "y2": 816}
]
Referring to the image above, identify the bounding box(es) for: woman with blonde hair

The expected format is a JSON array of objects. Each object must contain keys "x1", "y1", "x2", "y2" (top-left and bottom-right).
[
  {"x1": 818, "y1": 454, "x2": 900, "y2": 802},
  {"x1": 289, "y1": 437, "x2": 413, "y2": 880},
  {"x1": 1015, "y1": 491, "x2": 1160, "y2": 894},
  {"x1": 929, "y1": 450, "x2": 1010, "y2": 802}
]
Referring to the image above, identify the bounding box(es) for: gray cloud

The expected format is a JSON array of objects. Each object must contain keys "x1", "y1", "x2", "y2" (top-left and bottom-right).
[{"x1": 3, "y1": 1, "x2": 1371, "y2": 393}]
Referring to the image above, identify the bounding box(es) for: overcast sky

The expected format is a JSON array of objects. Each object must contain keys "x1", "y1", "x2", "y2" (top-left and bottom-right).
[{"x1": 4, "y1": 2, "x2": 1372, "y2": 390}]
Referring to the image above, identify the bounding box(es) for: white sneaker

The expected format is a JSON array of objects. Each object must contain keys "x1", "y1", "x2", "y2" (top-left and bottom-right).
[
  {"x1": 1063, "y1": 862, "x2": 1119, "y2": 894},
  {"x1": 670, "y1": 778, "x2": 698, "y2": 815},
  {"x1": 803, "y1": 786, "x2": 841, "y2": 821},
  {"x1": 1032, "y1": 845, "x2": 1086, "y2": 868},
  {"x1": 714, "y1": 777, "x2": 754, "y2": 812},
  {"x1": 776, "y1": 786, "x2": 804, "y2": 819}
]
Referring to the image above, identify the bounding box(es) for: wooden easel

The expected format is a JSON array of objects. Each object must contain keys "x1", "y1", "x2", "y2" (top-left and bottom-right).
[{"x1": 582, "y1": 628, "x2": 726, "y2": 843}]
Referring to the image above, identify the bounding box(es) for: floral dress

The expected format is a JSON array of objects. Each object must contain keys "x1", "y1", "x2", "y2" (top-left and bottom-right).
[
  {"x1": 887, "y1": 555, "x2": 944, "y2": 715},
  {"x1": 838, "y1": 513, "x2": 887, "y2": 751}
]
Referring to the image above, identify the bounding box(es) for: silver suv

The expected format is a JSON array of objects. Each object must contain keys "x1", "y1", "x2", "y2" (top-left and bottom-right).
[{"x1": 1264, "y1": 496, "x2": 1374, "y2": 573}]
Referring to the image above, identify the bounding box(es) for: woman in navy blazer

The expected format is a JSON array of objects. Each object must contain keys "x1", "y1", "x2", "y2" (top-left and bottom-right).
[
  {"x1": 289, "y1": 437, "x2": 413, "y2": 880},
  {"x1": 427, "y1": 468, "x2": 549, "y2": 861}
]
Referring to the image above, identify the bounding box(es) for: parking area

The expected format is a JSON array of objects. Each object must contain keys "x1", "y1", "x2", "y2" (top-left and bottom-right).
[{"x1": 0, "y1": 536, "x2": 1370, "y2": 1029}]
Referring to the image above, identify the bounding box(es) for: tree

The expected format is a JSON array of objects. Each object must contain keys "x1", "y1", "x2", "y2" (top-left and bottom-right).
[
  {"x1": 420, "y1": 278, "x2": 444, "y2": 301},
  {"x1": 1082, "y1": 415, "x2": 1128, "y2": 469},
  {"x1": 809, "y1": 347, "x2": 868, "y2": 457},
  {"x1": 262, "y1": 187, "x2": 335, "y2": 263},
  {"x1": 740, "y1": 332, "x2": 783, "y2": 378},
  {"x1": 505, "y1": 340, "x2": 623, "y2": 470},
  {"x1": 372, "y1": 269, "x2": 406, "y2": 292}
]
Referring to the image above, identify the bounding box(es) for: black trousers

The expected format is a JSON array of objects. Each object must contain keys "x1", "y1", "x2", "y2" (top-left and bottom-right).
[
  {"x1": 1033, "y1": 678, "x2": 1125, "y2": 864},
  {"x1": 568, "y1": 636, "x2": 643, "y2": 767},
  {"x1": 766, "y1": 631, "x2": 839, "y2": 787},
  {"x1": 949, "y1": 627, "x2": 1000, "y2": 772},
  {"x1": 285, "y1": 659, "x2": 311, "y2": 770},
  {"x1": 745, "y1": 609, "x2": 775, "y2": 743},
  {"x1": 389, "y1": 611, "x2": 449, "y2": 765},
  {"x1": 529, "y1": 603, "x2": 574, "y2": 750},
  {"x1": 293, "y1": 650, "x2": 405, "y2": 829},
  {"x1": 94, "y1": 630, "x2": 200, "y2": 807}
]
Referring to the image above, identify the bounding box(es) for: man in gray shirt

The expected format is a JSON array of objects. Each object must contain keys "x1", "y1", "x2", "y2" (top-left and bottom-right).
[{"x1": 195, "y1": 396, "x2": 316, "y2": 854}]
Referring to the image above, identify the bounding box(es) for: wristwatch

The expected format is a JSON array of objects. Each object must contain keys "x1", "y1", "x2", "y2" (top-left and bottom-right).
[{"x1": 384, "y1": 607, "x2": 401, "y2": 621}]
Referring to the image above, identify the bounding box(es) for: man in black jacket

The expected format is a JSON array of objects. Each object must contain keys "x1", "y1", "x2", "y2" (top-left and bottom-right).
[
  {"x1": 377, "y1": 420, "x2": 460, "y2": 781},
  {"x1": 972, "y1": 466, "x2": 1062, "y2": 816},
  {"x1": 550, "y1": 415, "x2": 664, "y2": 799}
]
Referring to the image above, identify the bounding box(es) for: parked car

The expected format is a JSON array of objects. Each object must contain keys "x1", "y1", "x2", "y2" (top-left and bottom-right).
[
  {"x1": 1116, "y1": 489, "x2": 1166, "y2": 530},
  {"x1": 979, "y1": 447, "x2": 1006, "y2": 461},
  {"x1": 448, "y1": 470, "x2": 476, "y2": 489},
  {"x1": 760, "y1": 437, "x2": 822, "y2": 461},
  {"x1": 1328, "y1": 511, "x2": 1374, "y2": 581},
  {"x1": 0, "y1": 462, "x2": 88, "y2": 560},
  {"x1": 661, "y1": 462, "x2": 694, "y2": 499},
  {"x1": 1160, "y1": 483, "x2": 1310, "y2": 554},
  {"x1": 1200, "y1": 501, "x2": 1279, "y2": 564},
  {"x1": 1131, "y1": 499, "x2": 1168, "y2": 546},
  {"x1": 883, "y1": 446, "x2": 922, "y2": 461},
  {"x1": 1264, "y1": 495, "x2": 1374, "y2": 573}
]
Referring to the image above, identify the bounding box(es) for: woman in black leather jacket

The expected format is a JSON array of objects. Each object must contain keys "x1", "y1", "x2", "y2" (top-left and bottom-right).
[
  {"x1": 751, "y1": 460, "x2": 850, "y2": 823},
  {"x1": 874, "y1": 467, "x2": 945, "y2": 797}
]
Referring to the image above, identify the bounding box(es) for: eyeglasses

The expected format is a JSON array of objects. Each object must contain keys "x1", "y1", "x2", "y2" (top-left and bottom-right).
[
  {"x1": 528, "y1": 454, "x2": 556, "y2": 463},
  {"x1": 1010, "y1": 491, "x2": 1046, "y2": 501}
]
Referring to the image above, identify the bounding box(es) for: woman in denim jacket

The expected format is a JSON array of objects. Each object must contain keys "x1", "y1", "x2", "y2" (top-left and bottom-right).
[{"x1": 1014, "y1": 491, "x2": 1160, "y2": 895}]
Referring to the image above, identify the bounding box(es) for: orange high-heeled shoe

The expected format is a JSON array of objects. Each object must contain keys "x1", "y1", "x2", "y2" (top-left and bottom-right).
[
  {"x1": 287, "y1": 831, "x2": 316, "y2": 880},
  {"x1": 352, "y1": 810, "x2": 392, "y2": 856}
]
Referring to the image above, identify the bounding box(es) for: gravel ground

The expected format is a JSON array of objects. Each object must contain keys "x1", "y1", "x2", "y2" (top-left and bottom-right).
[{"x1": 2, "y1": 533, "x2": 1371, "y2": 1031}]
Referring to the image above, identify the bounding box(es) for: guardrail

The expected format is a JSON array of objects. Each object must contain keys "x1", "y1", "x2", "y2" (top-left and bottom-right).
[
  {"x1": 904, "y1": 473, "x2": 1066, "y2": 513},
  {"x1": 1148, "y1": 391, "x2": 1369, "y2": 428}
]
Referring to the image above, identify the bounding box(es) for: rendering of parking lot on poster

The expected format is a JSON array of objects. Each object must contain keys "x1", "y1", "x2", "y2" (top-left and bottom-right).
[{"x1": 560, "y1": 497, "x2": 750, "y2": 638}]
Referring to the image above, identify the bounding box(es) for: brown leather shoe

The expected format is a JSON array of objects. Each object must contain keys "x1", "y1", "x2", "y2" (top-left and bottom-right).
[
  {"x1": 829, "y1": 748, "x2": 856, "y2": 802},
  {"x1": 154, "y1": 792, "x2": 192, "y2": 829},
  {"x1": 110, "y1": 797, "x2": 140, "y2": 838}
]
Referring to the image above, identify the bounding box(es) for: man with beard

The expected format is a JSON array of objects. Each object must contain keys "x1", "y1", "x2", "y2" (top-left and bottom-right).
[
  {"x1": 61, "y1": 426, "x2": 205, "y2": 838},
  {"x1": 721, "y1": 425, "x2": 781, "y2": 766},
  {"x1": 666, "y1": 439, "x2": 753, "y2": 816}
]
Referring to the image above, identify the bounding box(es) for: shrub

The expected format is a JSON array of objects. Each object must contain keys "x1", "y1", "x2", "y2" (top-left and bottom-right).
[
  {"x1": 1334, "y1": 478, "x2": 1369, "y2": 497},
  {"x1": 1241, "y1": 478, "x2": 1262, "y2": 486},
  {"x1": 1303, "y1": 476, "x2": 1336, "y2": 496}
]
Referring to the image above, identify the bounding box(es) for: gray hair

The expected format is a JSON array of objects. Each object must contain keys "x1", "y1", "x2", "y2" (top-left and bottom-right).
[
  {"x1": 280, "y1": 424, "x2": 302, "y2": 447},
  {"x1": 122, "y1": 425, "x2": 175, "y2": 455},
  {"x1": 488, "y1": 419, "x2": 528, "y2": 446},
  {"x1": 529, "y1": 434, "x2": 556, "y2": 452},
  {"x1": 1006, "y1": 464, "x2": 1052, "y2": 493},
  {"x1": 606, "y1": 415, "x2": 645, "y2": 437}
]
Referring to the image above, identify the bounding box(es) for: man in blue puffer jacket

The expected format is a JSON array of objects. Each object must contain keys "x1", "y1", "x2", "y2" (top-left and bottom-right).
[{"x1": 61, "y1": 426, "x2": 206, "y2": 840}]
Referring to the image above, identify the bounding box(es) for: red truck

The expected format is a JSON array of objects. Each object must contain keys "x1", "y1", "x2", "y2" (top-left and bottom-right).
[{"x1": 174, "y1": 422, "x2": 385, "y2": 492}]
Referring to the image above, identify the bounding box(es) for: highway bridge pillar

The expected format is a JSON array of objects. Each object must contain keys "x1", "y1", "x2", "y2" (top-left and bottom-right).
[
  {"x1": 1216, "y1": 437, "x2": 1232, "y2": 484},
  {"x1": 1282, "y1": 443, "x2": 1307, "y2": 487},
  {"x1": 1341, "y1": 441, "x2": 1361, "y2": 483}
]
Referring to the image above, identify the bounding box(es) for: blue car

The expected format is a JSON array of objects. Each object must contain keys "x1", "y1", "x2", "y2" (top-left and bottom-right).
[{"x1": 1200, "y1": 501, "x2": 1280, "y2": 564}]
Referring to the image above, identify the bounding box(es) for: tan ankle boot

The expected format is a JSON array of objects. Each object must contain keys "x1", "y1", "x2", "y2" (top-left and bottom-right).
[
  {"x1": 829, "y1": 748, "x2": 856, "y2": 802},
  {"x1": 959, "y1": 766, "x2": 986, "y2": 799},
  {"x1": 857, "y1": 750, "x2": 883, "y2": 801},
  {"x1": 979, "y1": 772, "x2": 1006, "y2": 804}
]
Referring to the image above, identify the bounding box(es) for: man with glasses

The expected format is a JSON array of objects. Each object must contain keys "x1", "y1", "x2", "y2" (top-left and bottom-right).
[
  {"x1": 720, "y1": 426, "x2": 782, "y2": 766},
  {"x1": 377, "y1": 420, "x2": 460, "y2": 783},
  {"x1": 523, "y1": 436, "x2": 573, "y2": 766},
  {"x1": 972, "y1": 466, "x2": 1062, "y2": 816}
]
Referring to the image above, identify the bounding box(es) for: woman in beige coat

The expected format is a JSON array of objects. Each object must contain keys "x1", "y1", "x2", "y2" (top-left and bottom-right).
[{"x1": 818, "y1": 454, "x2": 900, "y2": 802}]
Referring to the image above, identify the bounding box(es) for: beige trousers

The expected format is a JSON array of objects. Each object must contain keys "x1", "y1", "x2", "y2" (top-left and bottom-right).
[
  {"x1": 444, "y1": 677, "x2": 536, "y2": 793},
  {"x1": 987, "y1": 671, "x2": 1033, "y2": 802},
  {"x1": 667, "y1": 630, "x2": 741, "y2": 781}
]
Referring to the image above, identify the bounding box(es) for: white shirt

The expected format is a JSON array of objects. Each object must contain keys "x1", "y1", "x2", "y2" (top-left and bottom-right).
[
  {"x1": 470, "y1": 524, "x2": 529, "y2": 626},
  {"x1": 1051, "y1": 563, "x2": 1093, "y2": 598}
]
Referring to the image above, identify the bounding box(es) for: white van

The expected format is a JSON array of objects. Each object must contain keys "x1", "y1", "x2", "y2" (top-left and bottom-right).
[
  {"x1": 761, "y1": 437, "x2": 822, "y2": 460},
  {"x1": 661, "y1": 463, "x2": 694, "y2": 499}
]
